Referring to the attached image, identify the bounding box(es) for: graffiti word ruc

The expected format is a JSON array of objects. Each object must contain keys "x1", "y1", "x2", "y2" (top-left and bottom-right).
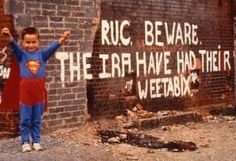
[{"x1": 101, "y1": 20, "x2": 132, "y2": 46}]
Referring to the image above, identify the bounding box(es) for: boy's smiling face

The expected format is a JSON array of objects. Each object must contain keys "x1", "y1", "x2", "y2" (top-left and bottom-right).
[{"x1": 21, "y1": 34, "x2": 39, "y2": 53}]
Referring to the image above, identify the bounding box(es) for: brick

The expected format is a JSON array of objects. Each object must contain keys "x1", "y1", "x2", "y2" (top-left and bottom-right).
[
  {"x1": 47, "y1": 101, "x2": 58, "y2": 107},
  {"x1": 58, "y1": 100, "x2": 73, "y2": 106},
  {"x1": 47, "y1": 120, "x2": 63, "y2": 126},
  {"x1": 81, "y1": 0, "x2": 93, "y2": 7},
  {"x1": 64, "y1": 117, "x2": 78, "y2": 123},
  {"x1": 43, "y1": 113, "x2": 58, "y2": 120},
  {"x1": 57, "y1": 4, "x2": 72, "y2": 10},
  {"x1": 85, "y1": 8, "x2": 97, "y2": 18},
  {"x1": 42, "y1": 4, "x2": 56, "y2": 10},
  {"x1": 72, "y1": 11, "x2": 85, "y2": 17},
  {"x1": 66, "y1": 0, "x2": 79, "y2": 5},
  {"x1": 57, "y1": 10, "x2": 71, "y2": 16},
  {"x1": 8, "y1": 0, "x2": 24, "y2": 14},
  {"x1": 48, "y1": 95, "x2": 61, "y2": 101},
  {"x1": 42, "y1": 9, "x2": 56, "y2": 16},
  {"x1": 61, "y1": 94, "x2": 76, "y2": 100},
  {"x1": 16, "y1": 16, "x2": 32, "y2": 26},
  {"x1": 59, "y1": 112, "x2": 72, "y2": 118},
  {"x1": 64, "y1": 23, "x2": 78, "y2": 29},
  {"x1": 33, "y1": 16, "x2": 48, "y2": 22},
  {"x1": 25, "y1": 8, "x2": 41, "y2": 15},
  {"x1": 57, "y1": 88, "x2": 72, "y2": 94},
  {"x1": 64, "y1": 105, "x2": 79, "y2": 111},
  {"x1": 49, "y1": 107, "x2": 64, "y2": 113},
  {"x1": 50, "y1": 22, "x2": 64, "y2": 28},
  {"x1": 50, "y1": 16, "x2": 63, "y2": 22},
  {"x1": 25, "y1": 2, "x2": 40, "y2": 9},
  {"x1": 33, "y1": 21, "x2": 49, "y2": 28},
  {"x1": 50, "y1": 0, "x2": 65, "y2": 4}
]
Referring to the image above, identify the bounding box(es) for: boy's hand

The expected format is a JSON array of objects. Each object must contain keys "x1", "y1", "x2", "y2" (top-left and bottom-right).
[
  {"x1": 1, "y1": 27, "x2": 13, "y2": 42},
  {"x1": 59, "y1": 31, "x2": 70, "y2": 45},
  {"x1": 63, "y1": 31, "x2": 70, "y2": 40}
]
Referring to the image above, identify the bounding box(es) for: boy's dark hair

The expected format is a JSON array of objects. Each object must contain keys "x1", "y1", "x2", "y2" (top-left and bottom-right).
[{"x1": 21, "y1": 27, "x2": 40, "y2": 40}]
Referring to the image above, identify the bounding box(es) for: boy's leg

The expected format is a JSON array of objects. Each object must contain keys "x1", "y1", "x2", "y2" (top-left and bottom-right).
[
  {"x1": 19, "y1": 104, "x2": 32, "y2": 144},
  {"x1": 31, "y1": 102, "x2": 44, "y2": 144}
]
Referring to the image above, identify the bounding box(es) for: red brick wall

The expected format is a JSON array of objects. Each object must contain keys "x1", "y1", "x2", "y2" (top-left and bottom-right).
[
  {"x1": 0, "y1": 0, "x2": 20, "y2": 138},
  {"x1": 88, "y1": 0, "x2": 235, "y2": 117}
]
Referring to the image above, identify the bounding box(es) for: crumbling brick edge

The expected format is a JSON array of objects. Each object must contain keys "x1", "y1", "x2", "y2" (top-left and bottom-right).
[{"x1": 134, "y1": 112, "x2": 204, "y2": 129}]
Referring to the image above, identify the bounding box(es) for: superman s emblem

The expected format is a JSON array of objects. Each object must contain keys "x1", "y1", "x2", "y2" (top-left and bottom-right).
[{"x1": 25, "y1": 60, "x2": 41, "y2": 74}]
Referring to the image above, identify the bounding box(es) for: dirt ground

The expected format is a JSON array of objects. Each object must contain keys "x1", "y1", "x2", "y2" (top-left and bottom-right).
[
  {"x1": 0, "y1": 113, "x2": 236, "y2": 161},
  {"x1": 48, "y1": 114, "x2": 236, "y2": 161}
]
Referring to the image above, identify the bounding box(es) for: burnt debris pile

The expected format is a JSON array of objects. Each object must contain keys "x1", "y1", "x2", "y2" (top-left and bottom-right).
[{"x1": 98, "y1": 130, "x2": 197, "y2": 152}]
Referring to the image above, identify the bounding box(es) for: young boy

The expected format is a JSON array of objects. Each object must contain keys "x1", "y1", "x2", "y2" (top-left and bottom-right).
[{"x1": 1, "y1": 27, "x2": 69, "y2": 152}]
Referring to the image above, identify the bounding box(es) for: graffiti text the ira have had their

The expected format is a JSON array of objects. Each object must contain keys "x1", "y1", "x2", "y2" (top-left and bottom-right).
[{"x1": 55, "y1": 20, "x2": 232, "y2": 99}]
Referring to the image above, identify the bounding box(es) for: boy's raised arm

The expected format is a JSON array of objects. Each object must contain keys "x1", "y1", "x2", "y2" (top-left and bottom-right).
[
  {"x1": 41, "y1": 30, "x2": 70, "y2": 61},
  {"x1": 59, "y1": 31, "x2": 70, "y2": 45},
  {"x1": 1, "y1": 27, "x2": 24, "y2": 61},
  {"x1": 1, "y1": 27, "x2": 13, "y2": 42}
]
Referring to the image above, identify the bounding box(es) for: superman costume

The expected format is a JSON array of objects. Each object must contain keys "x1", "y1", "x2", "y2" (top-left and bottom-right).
[{"x1": 10, "y1": 40, "x2": 60, "y2": 144}]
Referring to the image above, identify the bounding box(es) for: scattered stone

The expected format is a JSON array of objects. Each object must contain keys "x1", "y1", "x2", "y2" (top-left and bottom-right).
[
  {"x1": 119, "y1": 134, "x2": 127, "y2": 140},
  {"x1": 147, "y1": 149, "x2": 155, "y2": 154},
  {"x1": 123, "y1": 121, "x2": 135, "y2": 128},
  {"x1": 222, "y1": 116, "x2": 235, "y2": 121},
  {"x1": 127, "y1": 110, "x2": 138, "y2": 119},
  {"x1": 115, "y1": 115, "x2": 125, "y2": 122},
  {"x1": 136, "y1": 103, "x2": 143, "y2": 111},
  {"x1": 108, "y1": 137, "x2": 120, "y2": 143},
  {"x1": 132, "y1": 107, "x2": 138, "y2": 112},
  {"x1": 206, "y1": 115, "x2": 214, "y2": 121},
  {"x1": 199, "y1": 143, "x2": 209, "y2": 148},
  {"x1": 127, "y1": 156, "x2": 138, "y2": 160},
  {"x1": 161, "y1": 126, "x2": 171, "y2": 131},
  {"x1": 157, "y1": 111, "x2": 170, "y2": 117}
]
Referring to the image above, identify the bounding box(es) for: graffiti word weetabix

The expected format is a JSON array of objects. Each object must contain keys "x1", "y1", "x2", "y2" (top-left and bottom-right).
[{"x1": 138, "y1": 75, "x2": 191, "y2": 99}]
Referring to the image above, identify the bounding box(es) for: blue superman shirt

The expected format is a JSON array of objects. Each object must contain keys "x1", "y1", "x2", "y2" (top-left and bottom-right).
[{"x1": 10, "y1": 40, "x2": 60, "y2": 78}]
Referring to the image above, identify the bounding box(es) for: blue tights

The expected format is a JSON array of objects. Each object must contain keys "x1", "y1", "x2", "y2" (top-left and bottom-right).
[{"x1": 19, "y1": 102, "x2": 44, "y2": 144}]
